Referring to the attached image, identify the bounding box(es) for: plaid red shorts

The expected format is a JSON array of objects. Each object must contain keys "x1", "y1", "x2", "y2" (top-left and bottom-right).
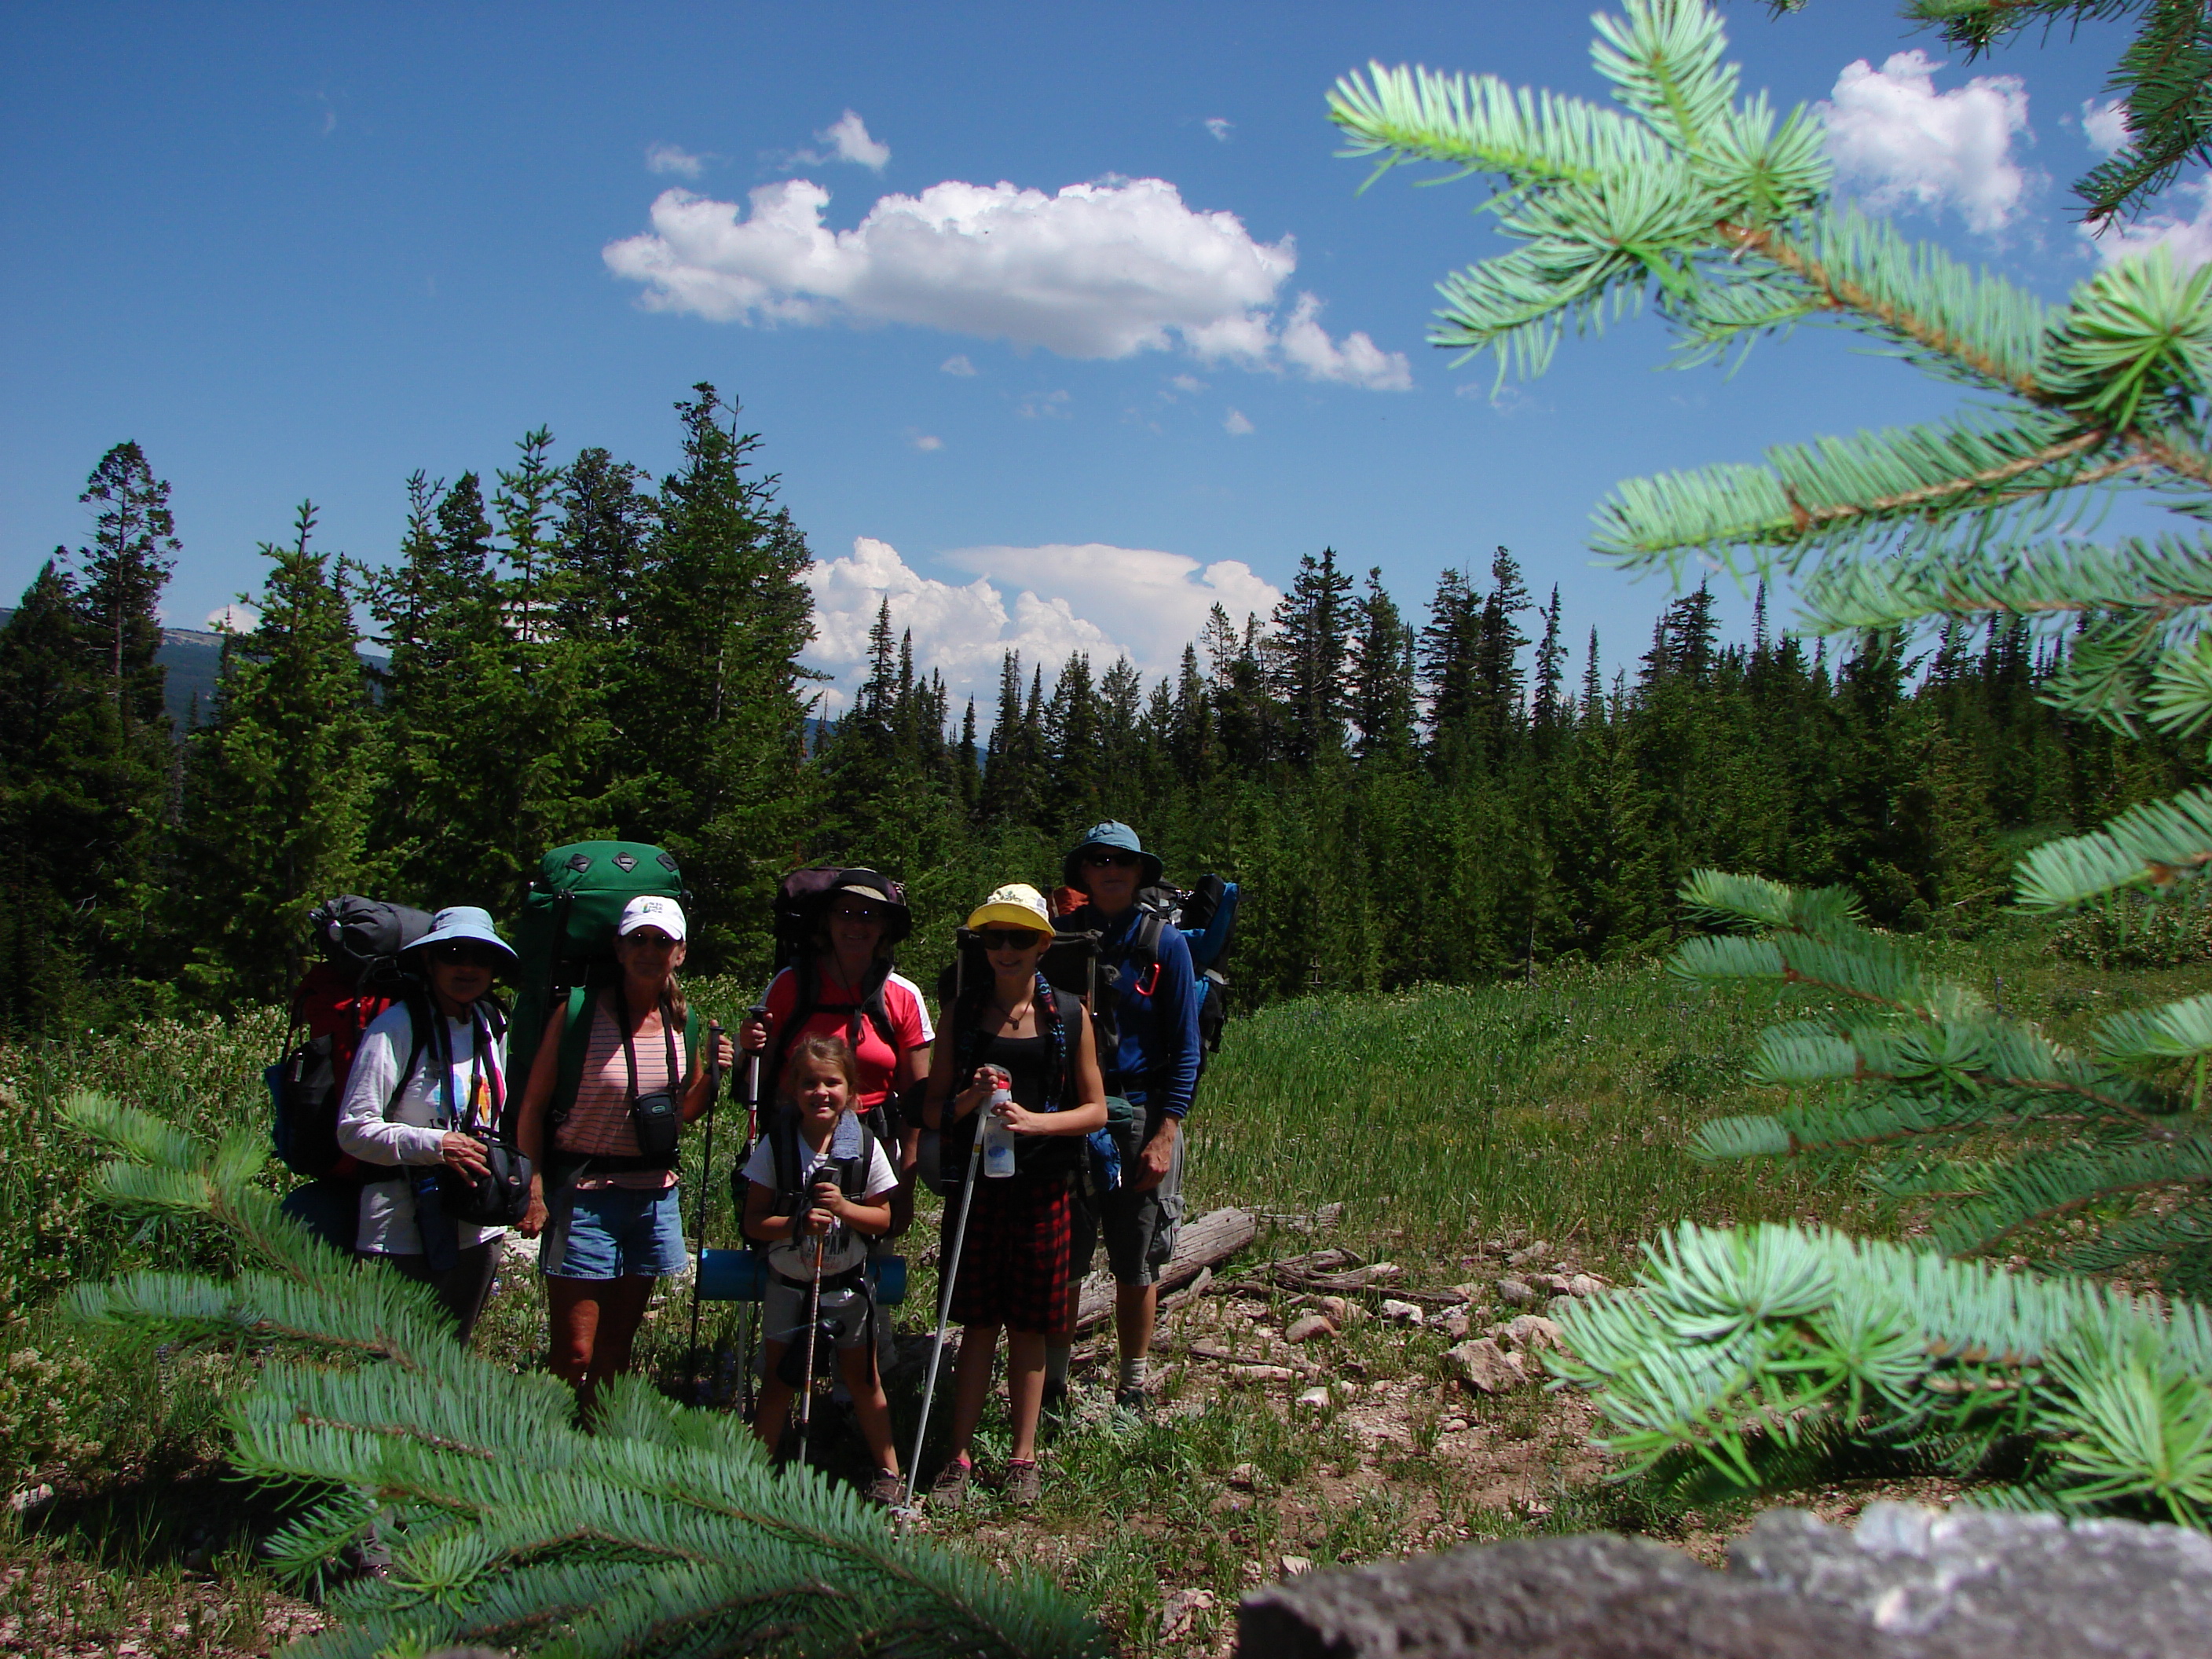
[{"x1": 944, "y1": 1171, "x2": 1074, "y2": 1335}]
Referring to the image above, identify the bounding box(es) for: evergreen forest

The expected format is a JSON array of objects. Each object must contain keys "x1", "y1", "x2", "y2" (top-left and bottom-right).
[{"x1": 4, "y1": 384, "x2": 2199, "y2": 1032}]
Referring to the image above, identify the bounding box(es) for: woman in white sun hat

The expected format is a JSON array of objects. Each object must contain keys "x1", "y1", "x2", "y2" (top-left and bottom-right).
[
  {"x1": 334, "y1": 904, "x2": 516, "y2": 1347},
  {"x1": 515, "y1": 894, "x2": 734, "y2": 1413}
]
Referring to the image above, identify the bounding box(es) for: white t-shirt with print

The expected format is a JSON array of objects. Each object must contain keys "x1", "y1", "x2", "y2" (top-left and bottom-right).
[{"x1": 335, "y1": 1002, "x2": 508, "y2": 1255}]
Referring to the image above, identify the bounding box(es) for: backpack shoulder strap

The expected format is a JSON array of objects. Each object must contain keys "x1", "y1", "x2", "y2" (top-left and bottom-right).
[
  {"x1": 859, "y1": 959, "x2": 899, "y2": 1054},
  {"x1": 761, "y1": 961, "x2": 815, "y2": 1105},
  {"x1": 549, "y1": 984, "x2": 596, "y2": 1132},
  {"x1": 769, "y1": 1107, "x2": 803, "y2": 1210},
  {"x1": 382, "y1": 993, "x2": 435, "y2": 1119}
]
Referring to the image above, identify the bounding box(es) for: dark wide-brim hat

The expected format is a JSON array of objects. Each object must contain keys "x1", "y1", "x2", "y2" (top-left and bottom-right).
[
  {"x1": 826, "y1": 867, "x2": 912, "y2": 943},
  {"x1": 1062, "y1": 821, "x2": 1163, "y2": 892}
]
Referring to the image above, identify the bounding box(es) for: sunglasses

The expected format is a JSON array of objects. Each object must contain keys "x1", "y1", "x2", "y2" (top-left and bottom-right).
[
  {"x1": 622, "y1": 931, "x2": 679, "y2": 950},
  {"x1": 977, "y1": 928, "x2": 1047, "y2": 950},
  {"x1": 1083, "y1": 851, "x2": 1139, "y2": 868},
  {"x1": 427, "y1": 942, "x2": 503, "y2": 967},
  {"x1": 833, "y1": 904, "x2": 884, "y2": 923}
]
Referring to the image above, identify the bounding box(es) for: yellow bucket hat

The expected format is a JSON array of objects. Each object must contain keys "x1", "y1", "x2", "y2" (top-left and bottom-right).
[{"x1": 965, "y1": 882, "x2": 1053, "y2": 935}]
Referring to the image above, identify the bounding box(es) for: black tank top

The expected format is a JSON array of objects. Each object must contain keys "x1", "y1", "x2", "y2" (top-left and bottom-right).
[{"x1": 949, "y1": 1001, "x2": 1081, "y2": 1182}]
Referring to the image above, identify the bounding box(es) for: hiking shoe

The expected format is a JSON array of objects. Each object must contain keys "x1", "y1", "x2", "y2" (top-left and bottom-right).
[
  {"x1": 999, "y1": 1459, "x2": 1041, "y2": 1507},
  {"x1": 928, "y1": 1457, "x2": 972, "y2": 1510},
  {"x1": 865, "y1": 1469, "x2": 906, "y2": 1508},
  {"x1": 1114, "y1": 1384, "x2": 1150, "y2": 1419},
  {"x1": 1040, "y1": 1379, "x2": 1070, "y2": 1422}
]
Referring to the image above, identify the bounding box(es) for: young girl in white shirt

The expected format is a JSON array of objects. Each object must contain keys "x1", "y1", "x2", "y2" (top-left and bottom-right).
[{"x1": 741, "y1": 1036, "x2": 903, "y2": 1504}]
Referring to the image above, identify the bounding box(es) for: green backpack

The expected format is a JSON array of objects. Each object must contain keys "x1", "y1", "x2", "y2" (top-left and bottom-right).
[{"x1": 508, "y1": 840, "x2": 688, "y2": 1106}]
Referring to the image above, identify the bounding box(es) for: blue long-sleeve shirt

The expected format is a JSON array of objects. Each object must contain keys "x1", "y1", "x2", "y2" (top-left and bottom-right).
[{"x1": 1072, "y1": 902, "x2": 1202, "y2": 1125}]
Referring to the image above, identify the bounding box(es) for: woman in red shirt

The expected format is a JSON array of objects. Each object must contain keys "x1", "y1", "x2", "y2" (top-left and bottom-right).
[{"x1": 739, "y1": 869, "x2": 932, "y2": 1209}]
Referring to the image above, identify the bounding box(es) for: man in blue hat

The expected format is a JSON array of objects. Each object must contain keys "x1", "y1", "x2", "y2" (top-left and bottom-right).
[{"x1": 1052, "y1": 820, "x2": 1202, "y2": 1413}]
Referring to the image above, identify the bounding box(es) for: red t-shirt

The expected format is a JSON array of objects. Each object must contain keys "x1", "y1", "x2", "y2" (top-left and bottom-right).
[{"x1": 758, "y1": 965, "x2": 934, "y2": 1109}]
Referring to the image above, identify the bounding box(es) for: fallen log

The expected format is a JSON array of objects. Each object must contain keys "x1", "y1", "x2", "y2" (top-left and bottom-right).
[{"x1": 1072, "y1": 1206, "x2": 1258, "y2": 1334}]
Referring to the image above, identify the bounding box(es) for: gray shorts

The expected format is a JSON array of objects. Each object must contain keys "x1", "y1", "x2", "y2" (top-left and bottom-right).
[
  {"x1": 764, "y1": 1276, "x2": 872, "y2": 1351},
  {"x1": 1074, "y1": 1122, "x2": 1185, "y2": 1288}
]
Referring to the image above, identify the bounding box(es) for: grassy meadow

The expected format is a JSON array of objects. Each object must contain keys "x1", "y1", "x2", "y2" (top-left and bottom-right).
[{"x1": 2, "y1": 921, "x2": 2202, "y2": 1654}]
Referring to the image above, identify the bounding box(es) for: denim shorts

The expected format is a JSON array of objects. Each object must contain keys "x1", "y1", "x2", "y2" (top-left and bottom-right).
[{"x1": 541, "y1": 1185, "x2": 687, "y2": 1280}]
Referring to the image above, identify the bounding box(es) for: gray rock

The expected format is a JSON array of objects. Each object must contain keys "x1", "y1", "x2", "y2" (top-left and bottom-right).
[
  {"x1": 1238, "y1": 1503, "x2": 2212, "y2": 1657},
  {"x1": 1240, "y1": 1532, "x2": 1881, "y2": 1657},
  {"x1": 1494, "y1": 1276, "x2": 1537, "y2": 1308},
  {"x1": 1496, "y1": 1313, "x2": 1564, "y2": 1353},
  {"x1": 1506, "y1": 1240, "x2": 1552, "y2": 1269},
  {"x1": 1446, "y1": 1338, "x2": 1524, "y2": 1394},
  {"x1": 1285, "y1": 1313, "x2": 1337, "y2": 1343},
  {"x1": 1730, "y1": 1502, "x2": 2212, "y2": 1656}
]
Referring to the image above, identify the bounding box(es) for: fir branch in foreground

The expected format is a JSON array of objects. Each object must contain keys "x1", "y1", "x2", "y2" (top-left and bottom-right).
[
  {"x1": 65, "y1": 1093, "x2": 1107, "y2": 1659},
  {"x1": 1554, "y1": 1220, "x2": 2212, "y2": 1524}
]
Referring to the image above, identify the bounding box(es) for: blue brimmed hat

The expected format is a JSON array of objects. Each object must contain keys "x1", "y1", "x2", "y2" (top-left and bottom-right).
[
  {"x1": 407, "y1": 905, "x2": 517, "y2": 965},
  {"x1": 1062, "y1": 821, "x2": 1163, "y2": 892}
]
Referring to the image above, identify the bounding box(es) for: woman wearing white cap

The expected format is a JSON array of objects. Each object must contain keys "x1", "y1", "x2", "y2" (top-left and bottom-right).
[
  {"x1": 515, "y1": 894, "x2": 734, "y2": 1412},
  {"x1": 334, "y1": 904, "x2": 517, "y2": 1347},
  {"x1": 918, "y1": 882, "x2": 1105, "y2": 1507}
]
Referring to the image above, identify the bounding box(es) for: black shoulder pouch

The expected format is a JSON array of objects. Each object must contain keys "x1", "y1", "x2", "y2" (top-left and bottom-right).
[{"x1": 623, "y1": 999, "x2": 683, "y2": 1166}]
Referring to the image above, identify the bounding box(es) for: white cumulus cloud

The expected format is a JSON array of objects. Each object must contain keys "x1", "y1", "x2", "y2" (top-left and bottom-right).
[
  {"x1": 1204, "y1": 117, "x2": 1232, "y2": 142},
  {"x1": 808, "y1": 109, "x2": 889, "y2": 171},
  {"x1": 2087, "y1": 176, "x2": 2212, "y2": 269},
  {"x1": 2082, "y1": 97, "x2": 2133, "y2": 156},
  {"x1": 207, "y1": 603, "x2": 260, "y2": 633},
  {"x1": 1278, "y1": 292, "x2": 1413, "y2": 390},
  {"x1": 646, "y1": 143, "x2": 705, "y2": 178},
  {"x1": 1223, "y1": 408, "x2": 1254, "y2": 435},
  {"x1": 908, "y1": 432, "x2": 943, "y2": 452},
  {"x1": 603, "y1": 174, "x2": 1409, "y2": 386},
  {"x1": 1818, "y1": 50, "x2": 2033, "y2": 234},
  {"x1": 940, "y1": 353, "x2": 976, "y2": 376},
  {"x1": 802, "y1": 536, "x2": 1281, "y2": 716}
]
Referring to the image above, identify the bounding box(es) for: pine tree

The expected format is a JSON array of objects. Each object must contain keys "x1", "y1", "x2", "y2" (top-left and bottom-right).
[
  {"x1": 623, "y1": 386, "x2": 816, "y2": 971},
  {"x1": 71, "y1": 441, "x2": 179, "y2": 976},
  {"x1": 1332, "y1": 0, "x2": 2212, "y2": 1516},
  {"x1": 0, "y1": 560, "x2": 112, "y2": 1028},
  {"x1": 176, "y1": 505, "x2": 374, "y2": 1008},
  {"x1": 1350, "y1": 567, "x2": 1418, "y2": 763},
  {"x1": 1046, "y1": 652, "x2": 1103, "y2": 823},
  {"x1": 1266, "y1": 547, "x2": 1355, "y2": 764},
  {"x1": 366, "y1": 472, "x2": 517, "y2": 910},
  {"x1": 1530, "y1": 584, "x2": 1568, "y2": 745}
]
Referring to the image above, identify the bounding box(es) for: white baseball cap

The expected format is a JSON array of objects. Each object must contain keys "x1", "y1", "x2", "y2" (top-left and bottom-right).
[{"x1": 617, "y1": 894, "x2": 687, "y2": 941}]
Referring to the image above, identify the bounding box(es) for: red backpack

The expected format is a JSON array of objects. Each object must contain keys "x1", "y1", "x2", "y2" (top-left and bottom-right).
[{"x1": 267, "y1": 897, "x2": 434, "y2": 1182}]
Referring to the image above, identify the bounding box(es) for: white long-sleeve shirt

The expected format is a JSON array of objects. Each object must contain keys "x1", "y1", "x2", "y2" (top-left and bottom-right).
[{"x1": 335, "y1": 1000, "x2": 508, "y2": 1256}]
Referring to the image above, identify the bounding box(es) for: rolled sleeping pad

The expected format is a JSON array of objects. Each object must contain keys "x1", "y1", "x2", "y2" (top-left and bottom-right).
[{"x1": 696, "y1": 1247, "x2": 908, "y2": 1306}]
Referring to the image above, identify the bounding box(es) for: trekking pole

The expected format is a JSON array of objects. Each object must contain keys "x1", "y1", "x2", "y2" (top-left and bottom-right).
[
  {"x1": 899, "y1": 1111, "x2": 987, "y2": 1517},
  {"x1": 797, "y1": 1223, "x2": 826, "y2": 1462},
  {"x1": 686, "y1": 1020, "x2": 726, "y2": 1404},
  {"x1": 739, "y1": 1003, "x2": 766, "y2": 1419}
]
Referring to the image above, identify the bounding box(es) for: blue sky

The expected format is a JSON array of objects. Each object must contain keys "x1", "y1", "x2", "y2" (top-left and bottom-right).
[{"x1": 0, "y1": 2, "x2": 2170, "y2": 714}]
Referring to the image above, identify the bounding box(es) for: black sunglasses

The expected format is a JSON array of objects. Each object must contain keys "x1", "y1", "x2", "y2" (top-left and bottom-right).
[
  {"x1": 1083, "y1": 851, "x2": 1139, "y2": 868},
  {"x1": 833, "y1": 904, "x2": 884, "y2": 922},
  {"x1": 977, "y1": 928, "x2": 1046, "y2": 950}
]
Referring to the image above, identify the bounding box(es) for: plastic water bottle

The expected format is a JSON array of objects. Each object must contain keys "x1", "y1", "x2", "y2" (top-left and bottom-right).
[{"x1": 982, "y1": 1081, "x2": 1016, "y2": 1179}]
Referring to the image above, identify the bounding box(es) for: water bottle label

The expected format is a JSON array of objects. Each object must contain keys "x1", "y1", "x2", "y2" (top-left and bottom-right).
[{"x1": 983, "y1": 1086, "x2": 1016, "y2": 1177}]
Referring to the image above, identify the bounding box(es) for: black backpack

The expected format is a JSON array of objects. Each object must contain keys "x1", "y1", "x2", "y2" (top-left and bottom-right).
[
  {"x1": 268, "y1": 896, "x2": 434, "y2": 1183},
  {"x1": 1068, "y1": 877, "x2": 1243, "y2": 1085},
  {"x1": 760, "y1": 866, "x2": 907, "y2": 1144}
]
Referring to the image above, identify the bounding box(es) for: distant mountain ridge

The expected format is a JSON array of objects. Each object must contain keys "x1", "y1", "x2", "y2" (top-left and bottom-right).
[{"x1": 0, "y1": 613, "x2": 381, "y2": 732}]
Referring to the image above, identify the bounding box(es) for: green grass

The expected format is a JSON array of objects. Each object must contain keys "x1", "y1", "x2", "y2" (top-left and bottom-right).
[{"x1": 2, "y1": 931, "x2": 2204, "y2": 1653}]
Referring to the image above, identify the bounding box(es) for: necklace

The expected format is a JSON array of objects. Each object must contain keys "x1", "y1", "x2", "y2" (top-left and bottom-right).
[{"x1": 991, "y1": 993, "x2": 1034, "y2": 1027}]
